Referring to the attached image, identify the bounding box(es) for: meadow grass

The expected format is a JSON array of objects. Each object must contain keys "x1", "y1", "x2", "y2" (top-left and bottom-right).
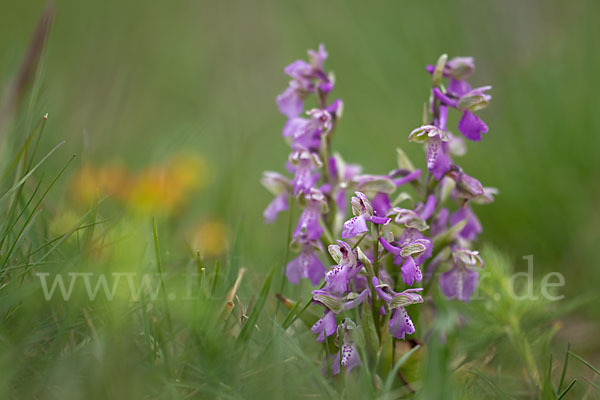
[{"x1": 1, "y1": 1, "x2": 600, "y2": 399}]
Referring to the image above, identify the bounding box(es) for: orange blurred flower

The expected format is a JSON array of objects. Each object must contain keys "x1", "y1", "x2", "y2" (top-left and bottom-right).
[
  {"x1": 189, "y1": 219, "x2": 228, "y2": 257},
  {"x1": 69, "y1": 153, "x2": 207, "y2": 216},
  {"x1": 69, "y1": 162, "x2": 130, "y2": 205}
]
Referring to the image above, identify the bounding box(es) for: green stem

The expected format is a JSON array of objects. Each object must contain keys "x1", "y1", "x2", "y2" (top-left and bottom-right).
[
  {"x1": 275, "y1": 198, "x2": 294, "y2": 317},
  {"x1": 370, "y1": 223, "x2": 383, "y2": 334}
]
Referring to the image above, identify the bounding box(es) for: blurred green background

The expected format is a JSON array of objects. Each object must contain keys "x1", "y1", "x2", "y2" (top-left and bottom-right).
[{"x1": 1, "y1": 0, "x2": 598, "y2": 333}]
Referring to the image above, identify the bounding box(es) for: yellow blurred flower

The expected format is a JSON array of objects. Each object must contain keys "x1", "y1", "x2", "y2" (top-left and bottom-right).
[
  {"x1": 70, "y1": 162, "x2": 130, "y2": 205},
  {"x1": 69, "y1": 154, "x2": 208, "y2": 217},
  {"x1": 189, "y1": 219, "x2": 228, "y2": 257},
  {"x1": 126, "y1": 154, "x2": 206, "y2": 216}
]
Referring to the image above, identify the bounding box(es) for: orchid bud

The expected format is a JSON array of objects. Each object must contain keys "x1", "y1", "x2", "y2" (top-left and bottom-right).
[
  {"x1": 446, "y1": 57, "x2": 475, "y2": 80},
  {"x1": 432, "y1": 53, "x2": 448, "y2": 87}
]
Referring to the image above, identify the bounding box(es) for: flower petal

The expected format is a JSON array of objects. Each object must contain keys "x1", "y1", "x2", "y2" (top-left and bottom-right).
[
  {"x1": 341, "y1": 214, "x2": 368, "y2": 239},
  {"x1": 264, "y1": 194, "x2": 289, "y2": 224},
  {"x1": 458, "y1": 110, "x2": 488, "y2": 142},
  {"x1": 276, "y1": 85, "x2": 303, "y2": 118},
  {"x1": 401, "y1": 256, "x2": 423, "y2": 286},
  {"x1": 311, "y1": 310, "x2": 337, "y2": 342},
  {"x1": 439, "y1": 265, "x2": 478, "y2": 302},
  {"x1": 389, "y1": 307, "x2": 415, "y2": 339},
  {"x1": 426, "y1": 136, "x2": 451, "y2": 181}
]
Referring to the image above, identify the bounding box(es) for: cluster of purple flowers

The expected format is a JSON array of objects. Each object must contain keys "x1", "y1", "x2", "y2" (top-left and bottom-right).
[
  {"x1": 263, "y1": 44, "x2": 344, "y2": 286},
  {"x1": 263, "y1": 49, "x2": 496, "y2": 375}
]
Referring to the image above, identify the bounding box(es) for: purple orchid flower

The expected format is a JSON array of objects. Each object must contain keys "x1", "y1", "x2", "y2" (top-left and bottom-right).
[
  {"x1": 388, "y1": 307, "x2": 417, "y2": 340},
  {"x1": 449, "y1": 170, "x2": 485, "y2": 200},
  {"x1": 387, "y1": 208, "x2": 429, "y2": 231},
  {"x1": 341, "y1": 215, "x2": 369, "y2": 239},
  {"x1": 308, "y1": 44, "x2": 328, "y2": 74},
  {"x1": 450, "y1": 205, "x2": 482, "y2": 241},
  {"x1": 427, "y1": 136, "x2": 451, "y2": 180},
  {"x1": 311, "y1": 310, "x2": 337, "y2": 342},
  {"x1": 261, "y1": 172, "x2": 292, "y2": 224},
  {"x1": 433, "y1": 86, "x2": 491, "y2": 142},
  {"x1": 276, "y1": 81, "x2": 309, "y2": 118},
  {"x1": 426, "y1": 56, "x2": 475, "y2": 81},
  {"x1": 416, "y1": 194, "x2": 437, "y2": 220},
  {"x1": 371, "y1": 192, "x2": 392, "y2": 218},
  {"x1": 289, "y1": 148, "x2": 322, "y2": 196},
  {"x1": 372, "y1": 277, "x2": 423, "y2": 339},
  {"x1": 398, "y1": 228, "x2": 433, "y2": 265},
  {"x1": 439, "y1": 265, "x2": 478, "y2": 302},
  {"x1": 323, "y1": 240, "x2": 358, "y2": 295},
  {"x1": 331, "y1": 343, "x2": 361, "y2": 375},
  {"x1": 276, "y1": 44, "x2": 331, "y2": 118},
  {"x1": 393, "y1": 169, "x2": 422, "y2": 187},
  {"x1": 439, "y1": 249, "x2": 484, "y2": 302},
  {"x1": 426, "y1": 56, "x2": 490, "y2": 141},
  {"x1": 400, "y1": 256, "x2": 422, "y2": 287},
  {"x1": 341, "y1": 192, "x2": 391, "y2": 239},
  {"x1": 430, "y1": 207, "x2": 450, "y2": 237},
  {"x1": 286, "y1": 244, "x2": 326, "y2": 285},
  {"x1": 292, "y1": 188, "x2": 326, "y2": 243},
  {"x1": 457, "y1": 109, "x2": 488, "y2": 142},
  {"x1": 379, "y1": 236, "x2": 429, "y2": 286},
  {"x1": 410, "y1": 125, "x2": 451, "y2": 181},
  {"x1": 263, "y1": 194, "x2": 289, "y2": 224},
  {"x1": 379, "y1": 224, "x2": 433, "y2": 285},
  {"x1": 283, "y1": 108, "x2": 332, "y2": 151}
]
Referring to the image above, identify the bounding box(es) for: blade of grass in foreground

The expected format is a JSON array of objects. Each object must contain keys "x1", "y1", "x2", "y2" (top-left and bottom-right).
[
  {"x1": 557, "y1": 379, "x2": 577, "y2": 399},
  {"x1": 381, "y1": 345, "x2": 420, "y2": 399},
  {"x1": 0, "y1": 140, "x2": 65, "y2": 205},
  {"x1": 280, "y1": 297, "x2": 302, "y2": 330},
  {"x1": 581, "y1": 377, "x2": 599, "y2": 392},
  {"x1": 152, "y1": 217, "x2": 172, "y2": 332},
  {"x1": 558, "y1": 343, "x2": 570, "y2": 391},
  {"x1": 568, "y1": 351, "x2": 600, "y2": 375},
  {"x1": 236, "y1": 267, "x2": 274, "y2": 345}
]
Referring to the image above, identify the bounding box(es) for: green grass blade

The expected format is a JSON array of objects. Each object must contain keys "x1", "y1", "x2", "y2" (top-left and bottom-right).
[
  {"x1": 211, "y1": 260, "x2": 221, "y2": 295},
  {"x1": 568, "y1": 351, "x2": 600, "y2": 376},
  {"x1": 152, "y1": 216, "x2": 172, "y2": 332},
  {"x1": 0, "y1": 140, "x2": 65, "y2": 205},
  {"x1": 236, "y1": 267, "x2": 274, "y2": 345},
  {"x1": 558, "y1": 343, "x2": 570, "y2": 392},
  {"x1": 382, "y1": 345, "x2": 420, "y2": 398},
  {"x1": 557, "y1": 379, "x2": 577, "y2": 399},
  {"x1": 280, "y1": 298, "x2": 302, "y2": 331}
]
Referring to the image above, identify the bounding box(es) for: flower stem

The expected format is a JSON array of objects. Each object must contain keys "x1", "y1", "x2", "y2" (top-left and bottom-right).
[{"x1": 275, "y1": 198, "x2": 294, "y2": 317}]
